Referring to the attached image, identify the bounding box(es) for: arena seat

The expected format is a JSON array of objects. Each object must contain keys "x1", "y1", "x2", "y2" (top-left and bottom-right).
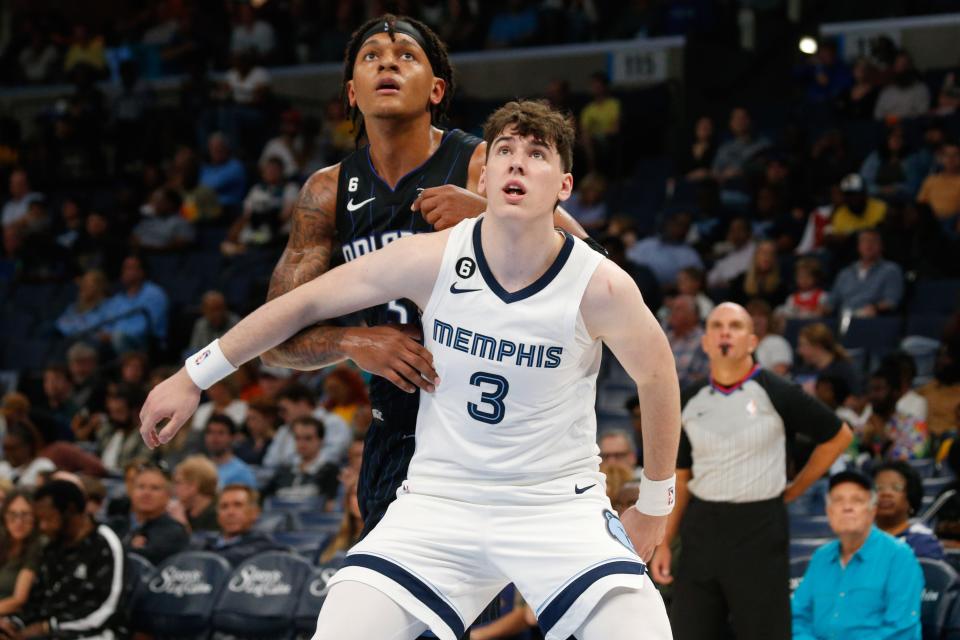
[
  {"x1": 902, "y1": 335, "x2": 942, "y2": 384},
  {"x1": 910, "y1": 458, "x2": 937, "y2": 480},
  {"x1": 906, "y1": 315, "x2": 949, "y2": 342},
  {"x1": 925, "y1": 477, "x2": 955, "y2": 498},
  {"x1": 789, "y1": 515, "x2": 834, "y2": 538},
  {"x1": 211, "y1": 551, "x2": 313, "y2": 638},
  {"x1": 294, "y1": 557, "x2": 347, "y2": 637},
  {"x1": 125, "y1": 552, "x2": 155, "y2": 624},
  {"x1": 271, "y1": 530, "x2": 332, "y2": 559},
  {"x1": 252, "y1": 511, "x2": 292, "y2": 533},
  {"x1": 920, "y1": 558, "x2": 959, "y2": 640},
  {"x1": 138, "y1": 551, "x2": 232, "y2": 639},
  {"x1": 789, "y1": 556, "x2": 811, "y2": 594},
  {"x1": 911, "y1": 280, "x2": 960, "y2": 315},
  {"x1": 841, "y1": 317, "x2": 902, "y2": 369}
]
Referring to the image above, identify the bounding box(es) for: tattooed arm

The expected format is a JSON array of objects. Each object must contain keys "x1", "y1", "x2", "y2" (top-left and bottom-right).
[{"x1": 261, "y1": 165, "x2": 439, "y2": 392}]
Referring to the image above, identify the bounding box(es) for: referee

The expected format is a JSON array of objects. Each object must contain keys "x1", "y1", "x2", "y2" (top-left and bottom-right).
[{"x1": 650, "y1": 302, "x2": 852, "y2": 640}]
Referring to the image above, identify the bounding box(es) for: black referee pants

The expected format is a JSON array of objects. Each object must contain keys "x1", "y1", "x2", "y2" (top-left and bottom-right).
[{"x1": 670, "y1": 495, "x2": 790, "y2": 640}]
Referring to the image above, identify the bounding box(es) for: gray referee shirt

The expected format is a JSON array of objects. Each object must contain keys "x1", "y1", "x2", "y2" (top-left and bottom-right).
[{"x1": 678, "y1": 365, "x2": 842, "y2": 503}]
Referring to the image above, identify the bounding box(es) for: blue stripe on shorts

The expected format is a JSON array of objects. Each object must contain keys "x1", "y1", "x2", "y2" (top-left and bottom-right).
[{"x1": 538, "y1": 560, "x2": 647, "y2": 635}]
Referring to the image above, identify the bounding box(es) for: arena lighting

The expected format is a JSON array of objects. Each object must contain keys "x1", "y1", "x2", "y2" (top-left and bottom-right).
[{"x1": 799, "y1": 36, "x2": 818, "y2": 55}]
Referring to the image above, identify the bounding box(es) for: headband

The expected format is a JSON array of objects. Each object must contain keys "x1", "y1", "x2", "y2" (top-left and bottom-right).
[{"x1": 359, "y1": 19, "x2": 428, "y2": 52}]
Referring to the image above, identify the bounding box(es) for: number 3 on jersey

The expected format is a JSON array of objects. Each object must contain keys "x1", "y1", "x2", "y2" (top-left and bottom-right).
[{"x1": 468, "y1": 372, "x2": 509, "y2": 424}]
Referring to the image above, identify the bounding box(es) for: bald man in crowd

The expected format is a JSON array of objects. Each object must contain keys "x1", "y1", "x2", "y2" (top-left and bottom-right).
[{"x1": 650, "y1": 302, "x2": 853, "y2": 640}]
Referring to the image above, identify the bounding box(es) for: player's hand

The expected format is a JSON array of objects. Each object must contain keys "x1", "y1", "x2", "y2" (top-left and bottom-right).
[
  {"x1": 412, "y1": 185, "x2": 487, "y2": 230},
  {"x1": 139, "y1": 368, "x2": 201, "y2": 449},
  {"x1": 620, "y1": 506, "x2": 667, "y2": 564},
  {"x1": 649, "y1": 542, "x2": 674, "y2": 585},
  {"x1": 343, "y1": 325, "x2": 440, "y2": 393}
]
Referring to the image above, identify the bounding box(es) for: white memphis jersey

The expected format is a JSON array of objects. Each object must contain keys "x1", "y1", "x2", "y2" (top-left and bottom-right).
[{"x1": 405, "y1": 216, "x2": 606, "y2": 503}]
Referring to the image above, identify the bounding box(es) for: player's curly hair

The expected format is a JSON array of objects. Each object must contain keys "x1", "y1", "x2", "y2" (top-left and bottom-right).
[{"x1": 341, "y1": 14, "x2": 455, "y2": 145}]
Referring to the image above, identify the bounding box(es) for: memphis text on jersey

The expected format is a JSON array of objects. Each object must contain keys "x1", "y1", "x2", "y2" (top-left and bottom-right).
[{"x1": 433, "y1": 318, "x2": 563, "y2": 369}]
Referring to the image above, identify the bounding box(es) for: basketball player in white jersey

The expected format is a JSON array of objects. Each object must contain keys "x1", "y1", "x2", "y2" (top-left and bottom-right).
[{"x1": 139, "y1": 100, "x2": 680, "y2": 640}]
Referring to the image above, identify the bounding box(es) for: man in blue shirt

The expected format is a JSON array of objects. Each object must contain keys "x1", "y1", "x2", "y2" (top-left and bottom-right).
[
  {"x1": 792, "y1": 470, "x2": 923, "y2": 640},
  {"x1": 828, "y1": 229, "x2": 904, "y2": 317},
  {"x1": 104, "y1": 255, "x2": 169, "y2": 351},
  {"x1": 204, "y1": 414, "x2": 256, "y2": 489}
]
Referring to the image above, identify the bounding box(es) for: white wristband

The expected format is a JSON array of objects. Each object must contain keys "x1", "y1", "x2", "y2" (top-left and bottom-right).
[
  {"x1": 635, "y1": 471, "x2": 676, "y2": 516},
  {"x1": 184, "y1": 340, "x2": 238, "y2": 390}
]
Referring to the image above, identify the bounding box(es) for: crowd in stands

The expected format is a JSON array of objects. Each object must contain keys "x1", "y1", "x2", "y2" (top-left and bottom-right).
[{"x1": 0, "y1": 0, "x2": 960, "y2": 636}]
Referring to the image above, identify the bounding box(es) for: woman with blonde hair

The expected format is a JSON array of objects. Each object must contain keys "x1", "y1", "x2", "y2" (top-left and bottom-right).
[
  {"x1": 171, "y1": 455, "x2": 220, "y2": 532},
  {"x1": 318, "y1": 481, "x2": 363, "y2": 564},
  {"x1": 55, "y1": 269, "x2": 111, "y2": 337},
  {"x1": 730, "y1": 239, "x2": 787, "y2": 308}
]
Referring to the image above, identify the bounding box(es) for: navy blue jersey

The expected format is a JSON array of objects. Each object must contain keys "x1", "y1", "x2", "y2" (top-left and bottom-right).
[{"x1": 334, "y1": 128, "x2": 481, "y2": 529}]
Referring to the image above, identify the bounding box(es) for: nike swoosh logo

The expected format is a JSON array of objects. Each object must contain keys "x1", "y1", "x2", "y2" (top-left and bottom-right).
[
  {"x1": 450, "y1": 283, "x2": 481, "y2": 294},
  {"x1": 575, "y1": 483, "x2": 596, "y2": 494},
  {"x1": 346, "y1": 197, "x2": 376, "y2": 212}
]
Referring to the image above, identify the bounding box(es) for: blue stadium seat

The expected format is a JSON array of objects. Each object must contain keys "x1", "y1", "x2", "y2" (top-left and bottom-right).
[
  {"x1": 294, "y1": 557, "x2": 346, "y2": 637},
  {"x1": 263, "y1": 495, "x2": 325, "y2": 513},
  {"x1": 789, "y1": 556, "x2": 811, "y2": 594},
  {"x1": 789, "y1": 538, "x2": 831, "y2": 559},
  {"x1": 253, "y1": 511, "x2": 293, "y2": 533},
  {"x1": 125, "y1": 552, "x2": 155, "y2": 623},
  {"x1": 912, "y1": 280, "x2": 960, "y2": 315},
  {"x1": 906, "y1": 315, "x2": 949, "y2": 341},
  {"x1": 789, "y1": 516, "x2": 834, "y2": 538},
  {"x1": 841, "y1": 317, "x2": 902, "y2": 369},
  {"x1": 902, "y1": 335, "x2": 941, "y2": 385},
  {"x1": 139, "y1": 551, "x2": 232, "y2": 639},
  {"x1": 295, "y1": 511, "x2": 344, "y2": 530},
  {"x1": 272, "y1": 530, "x2": 333, "y2": 559},
  {"x1": 909, "y1": 458, "x2": 936, "y2": 480},
  {"x1": 212, "y1": 551, "x2": 313, "y2": 638},
  {"x1": 925, "y1": 477, "x2": 955, "y2": 498},
  {"x1": 920, "y1": 558, "x2": 959, "y2": 640}
]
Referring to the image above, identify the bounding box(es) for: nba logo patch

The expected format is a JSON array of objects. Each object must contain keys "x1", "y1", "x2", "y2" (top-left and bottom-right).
[
  {"x1": 746, "y1": 399, "x2": 757, "y2": 416},
  {"x1": 194, "y1": 349, "x2": 211, "y2": 366},
  {"x1": 603, "y1": 510, "x2": 636, "y2": 554},
  {"x1": 667, "y1": 487, "x2": 675, "y2": 507}
]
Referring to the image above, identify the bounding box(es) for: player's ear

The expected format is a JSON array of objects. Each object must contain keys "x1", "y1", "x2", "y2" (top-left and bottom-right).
[
  {"x1": 556, "y1": 172, "x2": 574, "y2": 203},
  {"x1": 430, "y1": 77, "x2": 446, "y2": 106},
  {"x1": 477, "y1": 166, "x2": 487, "y2": 197},
  {"x1": 347, "y1": 79, "x2": 357, "y2": 108}
]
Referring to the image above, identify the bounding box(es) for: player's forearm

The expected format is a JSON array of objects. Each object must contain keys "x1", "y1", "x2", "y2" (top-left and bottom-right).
[
  {"x1": 260, "y1": 325, "x2": 351, "y2": 370},
  {"x1": 553, "y1": 205, "x2": 587, "y2": 238},
  {"x1": 790, "y1": 423, "x2": 853, "y2": 497},
  {"x1": 635, "y1": 357, "x2": 681, "y2": 481},
  {"x1": 219, "y1": 289, "x2": 320, "y2": 371}
]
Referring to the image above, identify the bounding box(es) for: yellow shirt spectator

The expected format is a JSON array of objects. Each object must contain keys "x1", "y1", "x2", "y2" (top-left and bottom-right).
[
  {"x1": 830, "y1": 197, "x2": 887, "y2": 235},
  {"x1": 917, "y1": 173, "x2": 960, "y2": 220},
  {"x1": 580, "y1": 97, "x2": 621, "y2": 138}
]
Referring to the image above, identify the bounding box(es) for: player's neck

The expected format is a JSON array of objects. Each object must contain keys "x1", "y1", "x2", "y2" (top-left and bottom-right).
[
  {"x1": 710, "y1": 357, "x2": 755, "y2": 387},
  {"x1": 366, "y1": 117, "x2": 443, "y2": 189},
  {"x1": 480, "y1": 215, "x2": 565, "y2": 293}
]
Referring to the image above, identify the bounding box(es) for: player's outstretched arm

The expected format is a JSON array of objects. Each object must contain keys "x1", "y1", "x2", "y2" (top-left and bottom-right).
[
  {"x1": 140, "y1": 231, "x2": 448, "y2": 449},
  {"x1": 582, "y1": 260, "x2": 681, "y2": 561}
]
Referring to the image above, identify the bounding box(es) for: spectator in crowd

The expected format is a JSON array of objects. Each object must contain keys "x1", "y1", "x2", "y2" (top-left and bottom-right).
[
  {"x1": 270, "y1": 384, "x2": 351, "y2": 469},
  {"x1": 110, "y1": 463, "x2": 189, "y2": 564},
  {"x1": 234, "y1": 398, "x2": 279, "y2": 466},
  {"x1": 17, "y1": 29, "x2": 59, "y2": 84},
  {"x1": 881, "y1": 200, "x2": 959, "y2": 279},
  {"x1": 600, "y1": 461, "x2": 634, "y2": 507},
  {"x1": 873, "y1": 460, "x2": 944, "y2": 559},
  {"x1": 62, "y1": 24, "x2": 106, "y2": 78},
  {"x1": 828, "y1": 228, "x2": 904, "y2": 317},
  {"x1": 103, "y1": 255, "x2": 170, "y2": 351},
  {"x1": 797, "y1": 323, "x2": 863, "y2": 399},
  {"x1": 33, "y1": 365, "x2": 78, "y2": 442},
  {"x1": 131, "y1": 187, "x2": 195, "y2": 252},
  {"x1": 919, "y1": 337, "x2": 960, "y2": 438},
  {"x1": 0, "y1": 482, "x2": 10, "y2": 506},
  {"x1": 883, "y1": 352, "x2": 927, "y2": 422},
  {"x1": 815, "y1": 374, "x2": 866, "y2": 443},
  {"x1": 861, "y1": 365, "x2": 929, "y2": 461},
  {"x1": 746, "y1": 299, "x2": 793, "y2": 376},
  {"x1": 676, "y1": 116, "x2": 717, "y2": 181},
  {"x1": 90, "y1": 384, "x2": 152, "y2": 475},
  {"x1": 652, "y1": 303, "x2": 852, "y2": 640},
  {"x1": 780, "y1": 257, "x2": 829, "y2": 318},
  {"x1": 55, "y1": 270, "x2": 111, "y2": 338},
  {"x1": 664, "y1": 295, "x2": 710, "y2": 390},
  {"x1": 171, "y1": 455, "x2": 220, "y2": 533},
  {"x1": 0, "y1": 481, "x2": 126, "y2": 639},
  {"x1": 600, "y1": 234, "x2": 662, "y2": 319},
  {"x1": 598, "y1": 429, "x2": 639, "y2": 479},
  {"x1": 486, "y1": 0, "x2": 539, "y2": 48},
  {"x1": 626, "y1": 211, "x2": 703, "y2": 289},
  {"x1": 264, "y1": 416, "x2": 339, "y2": 504},
  {"x1": 659, "y1": 267, "x2": 713, "y2": 323},
  {"x1": 1, "y1": 170, "x2": 41, "y2": 229},
  {"x1": 837, "y1": 57, "x2": 880, "y2": 119},
  {"x1": 0, "y1": 490, "x2": 41, "y2": 615},
  {"x1": 191, "y1": 379, "x2": 247, "y2": 432},
  {"x1": 905, "y1": 121, "x2": 945, "y2": 196},
  {"x1": 116, "y1": 352, "x2": 149, "y2": 389},
  {"x1": 874, "y1": 51, "x2": 931, "y2": 121},
  {"x1": 65, "y1": 342, "x2": 104, "y2": 412},
  {"x1": 318, "y1": 481, "x2": 363, "y2": 564},
  {"x1": 170, "y1": 148, "x2": 222, "y2": 223},
  {"x1": 828, "y1": 173, "x2": 888, "y2": 240},
  {"x1": 201, "y1": 484, "x2": 286, "y2": 566},
  {"x1": 72, "y1": 211, "x2": 126, "y2": 278},
  {"x1": 728, "y1": 239, "x2": 788, "y2": 308},
  {"x1": 200, "y1": 133, "x2": 248, "y2": 211},
  {"x1": 0, "y1": 422, "x2": 55, "y2": 488},
  {"x1": 934, "y1": 435, "x2": 960, "y2": 546},
  {"x1": 321, "y1": 367, "x2": 369, "y2": 427},
  {"x1": 221, "y1": 156, "x2": 297, "y2": 255},
  {"x1": 562, "y1": 172, "x2": 608, "y2": 231},
  {"x1": 797, "y1": 39, "x2": 852, "y2": 104},
  {"x1": 707, "y1": 217, "x2": 756, "y2": 290},
  {"x1": 229, "y1": 3, "x2": 276, "y2": 61},
  {"x1": 259, "y1": 109, "x2": 304, "y2": 179},
  {"x1": 917, "y1": 141, "x2": 960, "y2": 233},
  {"x1": 104, "y1": 458, "x2": 147, "y2": 520},
  {"x1": 579, "y1": 72, "x2": 621, "y2": 175},
  {"x1": 186, "y1": 291, "x2": 239, "y2": 357},
  {"x1": 205, "y1": 414, "x2": 256, "y2": 489},
  {"x1": 791, "y1": 471, "x2": 923, "y2": 639},
  {"x1": 860, "y1": 125, "x2": 910, "y2": 199},
  {"x1": 711, "y1": 107, "x2": 770, "y2": 184}
]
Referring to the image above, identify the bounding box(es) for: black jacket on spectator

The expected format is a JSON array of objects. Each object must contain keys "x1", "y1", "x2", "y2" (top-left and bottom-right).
[
  {"x1": 110, "y1": 512, "x2": 189, "y2": 565},
  {"x1": 188, "y1": 502, "x2": 219, "y2": 533},
  {"x1": 264, "y1": 459, "x2": 340, "y2": 501},
  {"x1": 13, "y1": 523, "x2": 127, "y2": 639},
  {"x1": 201, "y1": 531, "x2": 287, "y2": 567}
]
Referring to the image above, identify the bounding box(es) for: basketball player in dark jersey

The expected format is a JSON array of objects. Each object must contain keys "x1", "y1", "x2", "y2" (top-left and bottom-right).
[{"x1": 262, "y1": 16, "x2": 587, "y2": 541}]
